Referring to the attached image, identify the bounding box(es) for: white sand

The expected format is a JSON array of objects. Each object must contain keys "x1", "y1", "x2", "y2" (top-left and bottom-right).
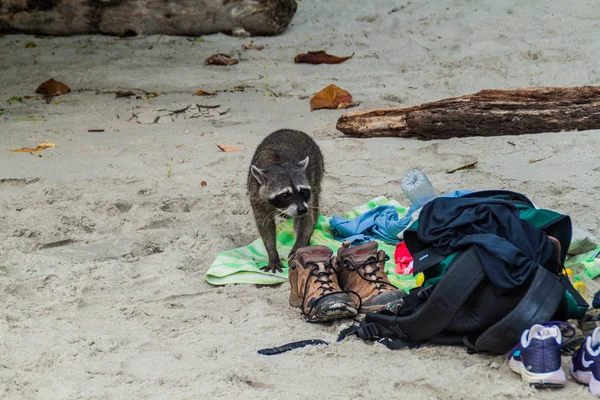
[{"x1": 2, "y1": 0, "x2": 600, "y2": 398}]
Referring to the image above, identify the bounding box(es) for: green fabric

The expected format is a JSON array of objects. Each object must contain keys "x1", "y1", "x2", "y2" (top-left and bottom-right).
[
  {"x1": 423, "y1": 252, "x2": 458, "y2": 288},
  {"x1": 517, "y1": 206, "x2": 563, "y2": 231},
  {"x1": 566, "y1": 246, "x2": 600, "y2": 281},
  {"x1": 205, "y1": 197, "x2": 418, "y2": 290},
  {"x1": 563, "y1": 290, "x2": 588, "y2": 320}
]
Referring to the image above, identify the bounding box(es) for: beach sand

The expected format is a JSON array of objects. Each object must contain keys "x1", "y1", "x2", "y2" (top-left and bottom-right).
[{"x1": 2, "y1": 0, "x2": 600, "y2": 398}]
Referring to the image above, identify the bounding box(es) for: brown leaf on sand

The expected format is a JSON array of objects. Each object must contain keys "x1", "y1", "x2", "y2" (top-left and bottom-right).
[
  {"x1": 243, "y1": 41, "x2": 264, "y2": 51},
  {"x1": 205, "y1": 53, "x2": 239, "y2": 66},
  {"x1": 446, "y1": 161, "x2": 478, "y2": 174},
  {"x1": 194, "y1": 89, "x2": 215, "y2": 96},
  {"x1": 217, "y1": 144, "x2": 244, "y2": 152},
  {"x1": 36, "y1": 79, "x2": 70, "y2": 99},
  {"x1": 200, "y1": 181, "x2": 207, "y2": 187},
  {"x1": 9, "y1": 142, "x2": 55, "y2": 153},
  {"x1": 310, "y1": 84, "x2": 355, "y2": 111},
  {"x1": 295, "y1": 50, "x2": 354, "y2": 65}
]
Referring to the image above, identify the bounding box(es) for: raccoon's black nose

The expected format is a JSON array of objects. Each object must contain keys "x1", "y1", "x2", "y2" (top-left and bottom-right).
[{"x1": 297, "y1": 204, "x2": 308, "y2": 215}]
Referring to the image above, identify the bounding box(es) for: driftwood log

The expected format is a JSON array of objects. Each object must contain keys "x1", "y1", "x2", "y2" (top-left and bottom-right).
[
  {"x1": 337, "y1": 86, "x2": 600, "y2": 140},
  {"x1": 0, "y1": 0, "x2": 297, "y2": 36}
]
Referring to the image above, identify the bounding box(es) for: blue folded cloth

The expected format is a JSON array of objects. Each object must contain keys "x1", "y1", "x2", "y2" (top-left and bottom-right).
[
  {"x1": 330, "y1": 190, "x2": 472, "y2": 245},
  {"x1": 330, "y1": 206, "x2": 406, "y2": 245}
]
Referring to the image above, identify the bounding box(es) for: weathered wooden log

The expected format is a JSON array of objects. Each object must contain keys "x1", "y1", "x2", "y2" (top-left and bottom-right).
[
  {"x1": 0, "y1": 0, "x2": 297, "y2": 37},
  {"x1": 337, "y1": 86, "x2": 600, "y2": 140}
]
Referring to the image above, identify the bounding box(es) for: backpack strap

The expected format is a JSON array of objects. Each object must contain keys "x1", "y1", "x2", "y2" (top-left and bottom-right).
[
  {"x1": 474, "y1": 266, "x2": 569, "y2": 354},
  {"x1": 362, "y1": 247, "x2": 486, "y2": 342}
]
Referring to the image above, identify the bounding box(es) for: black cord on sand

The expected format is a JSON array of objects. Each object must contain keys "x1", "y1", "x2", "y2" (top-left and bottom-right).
[{"x1": 257, "y1": 339, "x2": 329, "y2": 356}]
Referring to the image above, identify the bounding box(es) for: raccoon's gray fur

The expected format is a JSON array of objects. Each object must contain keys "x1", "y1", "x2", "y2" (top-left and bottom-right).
[{"x1": 247, "y1": 129, "x2": 324, "y2": 273}]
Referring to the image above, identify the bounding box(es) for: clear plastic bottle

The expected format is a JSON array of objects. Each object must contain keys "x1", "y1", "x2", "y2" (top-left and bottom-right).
[{"x1": 401, "y1": 170, "x2": 438, "y2": 209}]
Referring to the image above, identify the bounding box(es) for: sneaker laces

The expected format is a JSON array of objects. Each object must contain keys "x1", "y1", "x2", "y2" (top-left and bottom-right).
[
  {"x1": 300, "y1": 261, "x2": 362, "y2": 318},
  {"x1": 343, "y1": 254, "x2": 395, "y2": 293}
]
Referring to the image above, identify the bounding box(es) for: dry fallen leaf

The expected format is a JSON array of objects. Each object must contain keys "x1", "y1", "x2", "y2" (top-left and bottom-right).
[
  {"x1": 200, "y1": 181, "x2": 207, "y2": 187},
  {"x1": 36, "y1": 79, "x2": 70, "y2": 99},
  {"x1": 9, "y1": 142, "x2": 55, "y2": 153},
  {"x1": 217, "y1": 144, "x2": 244, "y2": 152},
  {"x1": 26, "y1": 42, "x2": 37, "y2": 48},
  {"x1": 446, "y1": 161, "x2": 478, "y2": 174},
  {"x1": 194, "y1": 89, "x2": 215, "y2": 96},
  {"x1": 310, "y1": 84, "x2": 354, "y2": 111},
  {"x1": 295, "y1": 50, "x2": 354, "y2": 64},
  {"x1": 243, "y1": 41, "x2": 264, "y2": 51},
  {"x1": 205, "y1": 53, "x2": 239, "y2": 66}
]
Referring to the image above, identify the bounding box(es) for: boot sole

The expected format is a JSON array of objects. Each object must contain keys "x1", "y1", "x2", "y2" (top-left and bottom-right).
[
  {"x1": 308, "y1": 303, "x2": 358, "y2": 323},
  {"x1": 291, "y1": 295, "x2": 358, "y2": 322},
  {"x1": 360, "y1": 297, "x2": 405, "y2": 314}
]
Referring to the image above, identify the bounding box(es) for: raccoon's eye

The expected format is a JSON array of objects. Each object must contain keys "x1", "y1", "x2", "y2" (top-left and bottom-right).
[
  {"x1": 299, "y1": 189, "x2": 311, "y2": 201},
  {"x1": 269, "y1": 192, "x2": 292, "y2": 208}
]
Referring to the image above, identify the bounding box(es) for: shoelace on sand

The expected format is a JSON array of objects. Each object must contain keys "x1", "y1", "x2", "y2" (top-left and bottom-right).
[
  {"x1": 300, "y1": 261, "x2": 361, "y2": 317},
  {"x1": 344, "y1": 254, "x2": 395, "y2": 293}
]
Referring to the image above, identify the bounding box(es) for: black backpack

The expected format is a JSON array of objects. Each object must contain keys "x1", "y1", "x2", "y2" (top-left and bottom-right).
[{"x1": 340, "y1": 191, "x2": 588, "y2": 354}]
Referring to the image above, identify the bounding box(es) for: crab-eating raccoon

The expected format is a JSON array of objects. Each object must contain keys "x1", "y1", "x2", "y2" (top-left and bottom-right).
[{"x1": 247, "y1": 129, "x2": 324, "y2": 273}]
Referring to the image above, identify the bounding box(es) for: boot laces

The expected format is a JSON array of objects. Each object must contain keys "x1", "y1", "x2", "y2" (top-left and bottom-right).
[
  {"x1": 344, "y1": 254, "x2": 394, "y2": 293},
  {"x1": 300, "y1": 260, "x2": 361, "y2": 317},
  {"x1": 303, "y1": 261, "x2": 336, "y2": 297}
]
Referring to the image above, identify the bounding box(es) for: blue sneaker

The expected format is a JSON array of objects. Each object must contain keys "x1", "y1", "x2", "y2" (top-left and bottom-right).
[
  {"x1": 508, "y1": 324, "x2": 566, "y2": 387},
  {"x1": 570, "y1": 326, "x2": 600, "y2": 396}
]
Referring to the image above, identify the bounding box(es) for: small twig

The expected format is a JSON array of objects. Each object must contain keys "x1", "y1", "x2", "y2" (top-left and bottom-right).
[
  {"x1": 446, "y1": 161, "x2": 478, "y2": 174},
  {"x1": 529, "y1": 157, "x2": 547, "y2": 164}
]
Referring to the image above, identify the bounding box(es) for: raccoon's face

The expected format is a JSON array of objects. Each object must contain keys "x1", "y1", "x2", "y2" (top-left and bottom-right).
[
  {"x1": 251, "y1": 157, "x2": 311, "y2": 217},
  {"x1": 268, "y1": 185, "x2": 311, "y2": 217}
]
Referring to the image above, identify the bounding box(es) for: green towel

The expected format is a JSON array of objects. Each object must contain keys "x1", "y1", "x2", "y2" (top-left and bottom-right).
[
  {"x1": 566, "y1": 246, "x2": 600, "y2": 281},
  {"x1": 205, "y1": 196, "x2": 417, "y2": 289}
]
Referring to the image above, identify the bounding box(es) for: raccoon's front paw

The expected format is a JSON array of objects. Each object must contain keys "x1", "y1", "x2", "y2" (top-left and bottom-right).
[{"x1": 261, "y1": 261, "x2": 284, "y2": 274}]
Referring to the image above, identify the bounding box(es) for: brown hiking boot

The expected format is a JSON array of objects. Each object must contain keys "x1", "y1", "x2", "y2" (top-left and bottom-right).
[
  {"x1": 288, "y1": 245, "x2": 358, "y2": 322},
  {"x1": 336, "y1": 241, "x2": 406, "y2": 313}
]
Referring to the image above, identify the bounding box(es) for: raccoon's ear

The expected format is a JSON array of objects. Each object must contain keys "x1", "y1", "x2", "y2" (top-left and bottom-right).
[
  {"x1": 251, "y1": 165, "x2": 266, "y2": 185},
  {"x1": 298, "y1": 156, "x2": 309, "y2": 170}
]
